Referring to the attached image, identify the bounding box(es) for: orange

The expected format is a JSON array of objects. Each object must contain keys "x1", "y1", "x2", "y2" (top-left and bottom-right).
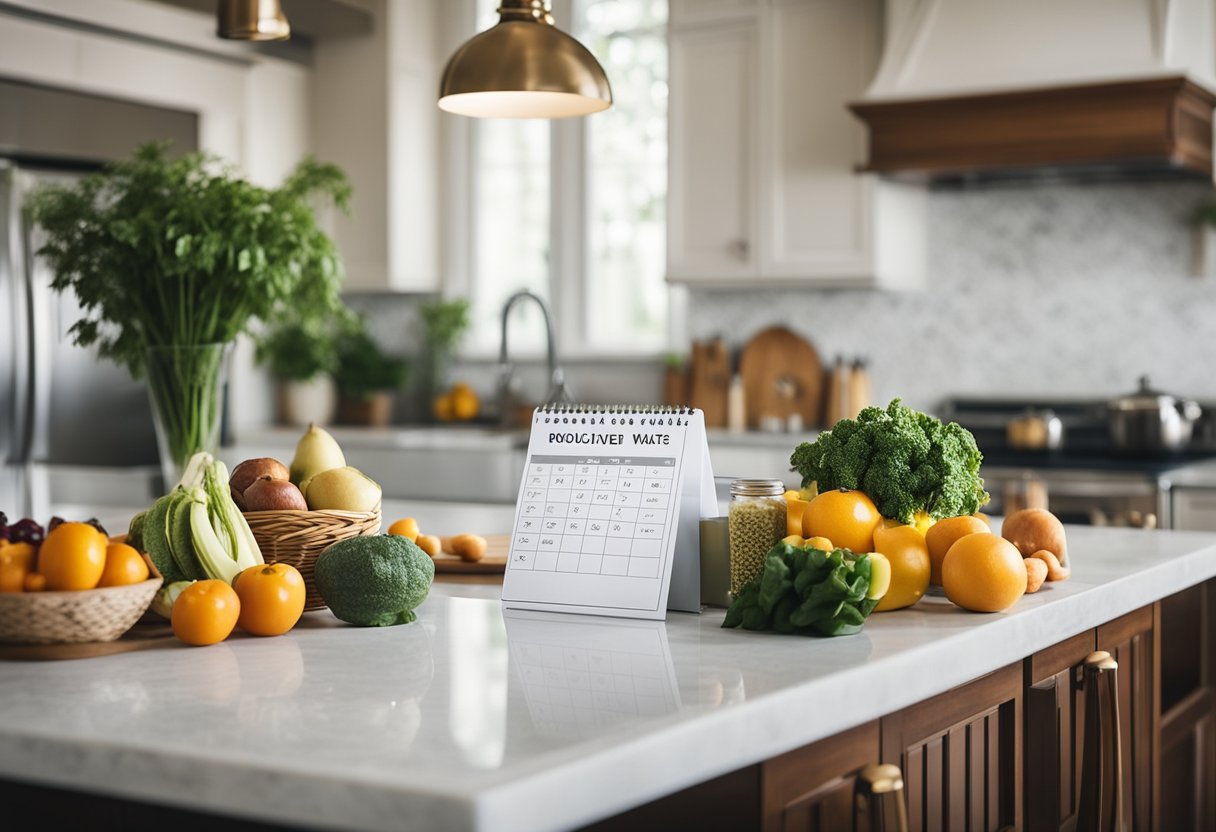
[
  {"x1": 22, "y1": 572, "x2": 46, "y2": 592},
  {"x1": 450, "y1": 384, "x2": 480, "y2": 421},
  {"x1": 941, "y1": 533, "x2": 1026, "y2": 613},
  {"x1": 39, "y1": 522, "x2": 107, "y2": 591},
  {"x1": 234, "y1": 563, "x2": 306, "y2": 637},
  {"x1": 871, "y1": 524, "x2": 931, "y2": 612},
  {"x1": 925, "y1": 515, "x2": 991, "y2": 586},
  {"x1": 0, "y1": 556, "x2": 26, "y2": 593},
  {"x1": 433, "y1": 393, "x2": 454, "y2": 422},
  {"x1": 172, "y1": 580, "x2": 241, "y2": 646},
  {"x1": 802, "y1": 489, "x2": 882, "y2": 554},
  {"x1": 784, "y1": 493, "x2": 810, "y2": 537},
  {"x1": 388, "y1": 517, "x2": 420, "y2": 542},
  {"x1": 97, "y1": 542, "x2": 150, "y2": 587}
]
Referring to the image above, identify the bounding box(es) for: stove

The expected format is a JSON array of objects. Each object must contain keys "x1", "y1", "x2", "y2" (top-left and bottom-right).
[{"x1": 940, "y1": 396, "x2": 1216, "y2": 529}]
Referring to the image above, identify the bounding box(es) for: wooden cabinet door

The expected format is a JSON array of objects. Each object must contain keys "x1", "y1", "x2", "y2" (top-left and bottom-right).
[
  {"x1": 881, "y1": 663, "x2": 1022, "y2": 832},
  {"x1": 1157, "y1": 582, "x2": 1216, "y2": 832},
  {"x1": 1024, "y1": 630, "x2": 1096, "y2": 831},
  {"x1": 761, "y1": 720, "x2": 881, "y2": 832},
  {"x1": 1097, "y1": 604, "x2": 1155, "y2": 831}
]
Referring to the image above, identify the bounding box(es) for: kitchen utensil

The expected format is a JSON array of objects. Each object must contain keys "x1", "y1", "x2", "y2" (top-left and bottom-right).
[
  {"x1": 243, "y1": 507, "x2": 382, "y2": 611},
  {"x1": 0, "y1": 552, "x2": 162, "y2": 645},
  {"x1": 1106, "y1": 375, "x2": 1202, "y2": 454},
  {"x1": 823, "y1": 354, "x2": 848, "y2": 426},
  {"x1": 737, "y1": 326, "x2": 823, "y2": 430},
  {"x1": 1006, "y1": 408, "x2": 1064, "y2": 451},
  {"x1": 689, "y1": 337, "x2": 731, "y2": 428},
  {"x1": 847, "y1": 357, "x2": 872, "y2": 419}
]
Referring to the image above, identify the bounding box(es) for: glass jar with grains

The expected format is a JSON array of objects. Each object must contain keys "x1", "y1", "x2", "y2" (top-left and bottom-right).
[{"x1": 727, "y1": 478, "x2": 787, "y2": 597}]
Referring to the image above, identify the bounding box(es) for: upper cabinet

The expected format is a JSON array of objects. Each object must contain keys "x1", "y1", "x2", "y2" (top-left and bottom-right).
[
  {"x1": 312, "y1": 0, "x2": 440, "y2": 293},
  {"x1": 667, "y1": 0, "x2": 925, "y2": 290}
]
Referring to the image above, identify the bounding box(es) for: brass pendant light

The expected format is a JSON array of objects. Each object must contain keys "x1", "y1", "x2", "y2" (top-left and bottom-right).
[
  {"x1": 217, "y1": 0, "x2": 291, "y2": 42},
  {"x1": 439, "y1": 0, "x2": 612, "y2": 119}
]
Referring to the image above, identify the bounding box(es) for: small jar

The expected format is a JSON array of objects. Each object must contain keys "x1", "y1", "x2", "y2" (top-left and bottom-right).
[{"x1": 727, "y1": 478, "x2": 787, "y2": 597}]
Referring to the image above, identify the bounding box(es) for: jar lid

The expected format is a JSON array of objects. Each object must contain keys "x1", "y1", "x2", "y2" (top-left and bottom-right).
[{"x1": 730, "y1": 478, "x2": 785, "y2": 497}]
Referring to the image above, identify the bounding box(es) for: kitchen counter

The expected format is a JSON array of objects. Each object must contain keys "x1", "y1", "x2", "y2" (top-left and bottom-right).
[{"x1": 3, "y1": 525, "x2": 1216, "y2": 831}]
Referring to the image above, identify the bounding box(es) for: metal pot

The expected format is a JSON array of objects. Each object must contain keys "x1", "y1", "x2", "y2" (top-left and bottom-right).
[
  {"x1": 1107, "y1": 375, "x2": 1202, "y2": 454},
  {"x1": 1006, "y1": 408, "x2": 1064, "y2": 451}
]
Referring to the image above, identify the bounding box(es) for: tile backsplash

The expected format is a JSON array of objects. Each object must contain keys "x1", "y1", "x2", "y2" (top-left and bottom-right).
[{"x1": 687, "y1": 179, "x2": 1216, "y2": 413}]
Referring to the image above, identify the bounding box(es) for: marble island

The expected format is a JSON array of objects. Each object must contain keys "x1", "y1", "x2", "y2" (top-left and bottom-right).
[{"x1": 2, "y1": 525, "x2": 1216, "y2": 831}]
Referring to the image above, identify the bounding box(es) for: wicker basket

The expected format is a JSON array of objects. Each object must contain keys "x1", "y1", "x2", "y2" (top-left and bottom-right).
[
  {"x1": 243, "y1": 508, "x2": 382, "y2": 611},
  {"x1": 0, "y1": 554, "x2": 163, "y2": 645}
]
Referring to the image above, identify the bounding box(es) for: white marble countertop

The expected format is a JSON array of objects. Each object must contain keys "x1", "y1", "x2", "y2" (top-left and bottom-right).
[{"x1": 3, "y1": 525, "x2": 1216, "y2": 832}]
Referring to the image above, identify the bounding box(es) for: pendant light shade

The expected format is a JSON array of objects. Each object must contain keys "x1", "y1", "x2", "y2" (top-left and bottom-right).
[
  {"x1": 217, "y1": 0, "x2": 291, "y2": 42},
  {"x1": 439, "y1": 1, "x2": 611, "y2": 119}
]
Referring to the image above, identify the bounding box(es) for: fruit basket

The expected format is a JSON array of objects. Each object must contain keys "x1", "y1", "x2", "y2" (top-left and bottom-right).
[
  {"x1": 243, "y1": 507, "x2": 382, "y2": 611},
  {"x1": 0, "y1": 554, "x2": 162, "y2": 645}
]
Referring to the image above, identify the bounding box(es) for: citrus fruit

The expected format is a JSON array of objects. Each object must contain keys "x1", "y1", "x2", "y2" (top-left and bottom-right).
[
  {"x1": 805, "y1": 536, "x2": 833, "y2": 551},
  {"x1": 39, "y1": 522, "x2": 107, "y2": 591},
  {"x1": 782, "y1": 534, "x2": 805, "y2": 547},
  {"x1": 925, "y1": 515, "x2": 991, "y2": 586},
  {"x1": 172, "y1": 580, "x2": 241, "y2": 646},
  {"x1": 97, "y1": 542, "x2": 150, "y2": 587},
  {"x1": 802, "y1": 489, "x2": 882, "y2": 554},
  {"x1": 870, "y1": 524, "x2": 931, "y2": 611},
  {"x1": 941, "y1": 533, "x2": 1026, "y2": 613},
  {"x1": 234, "y1": 563, "x2": 306, "y2": 637},
  {"x1": 784, "y1": 493, "x2": 810, "y2": 537},
  {"x1": 450, "y1": 384, "x2": 480, "y2": 421},
  {"x1": 388, "y1": 517, "x2": 420, "y2": 542},
  {"x1": 866, "y1": 552, "x2": 891, "y2": 600}
]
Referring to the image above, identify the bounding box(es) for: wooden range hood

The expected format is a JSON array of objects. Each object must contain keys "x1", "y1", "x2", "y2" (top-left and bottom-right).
[{"x1": 849, "y1": 75, "x2": 1216, "y2": 180}]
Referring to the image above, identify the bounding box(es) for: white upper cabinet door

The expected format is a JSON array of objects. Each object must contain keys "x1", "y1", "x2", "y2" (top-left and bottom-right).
[
  {"x1": 667, "y1": 21, "x2": 759, "y2": 282},
  {"x1": 670, "y1": 0, "x2": 760, "y2": 29},
  {"x1": 759, "y1": 0, "x2": 880, "y2": 281}
]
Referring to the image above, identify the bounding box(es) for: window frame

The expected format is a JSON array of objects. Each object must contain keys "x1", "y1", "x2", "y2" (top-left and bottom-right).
[{"x1": 439, "y1": 0, "x2": 681, "y2": 363}]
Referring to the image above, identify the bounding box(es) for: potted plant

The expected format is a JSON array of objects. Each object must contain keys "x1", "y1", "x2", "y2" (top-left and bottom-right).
[
  {"x1": 418, "y1": 297, "x2": 471, "y2": 421},
  {"x1": 27, "y1": 141, "x2": 350, "y2": 487},
  {"x1": 255, "y1": 316, "x2": 341, "y2": 427},
  {"x1": 333, "y1": 318, "x2": 408, "y2": 427}
]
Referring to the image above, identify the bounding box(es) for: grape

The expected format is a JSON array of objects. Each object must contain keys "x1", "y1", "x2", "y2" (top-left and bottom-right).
[
  {"x1": 47, "y1": 516, "x2": 65, "y2": 534},
  {"x1": 86, "y1": 518, "x2": 108, "y2": 538},
  {"x1": 0, "y1": 511, "x2": 7, "y2": 541},
  {"x1": 9, "y1": 518, "x2": 45, "y2": 546}
]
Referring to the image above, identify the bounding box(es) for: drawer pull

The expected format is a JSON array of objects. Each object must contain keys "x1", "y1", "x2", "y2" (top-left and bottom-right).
[
  {"x1": 1075, "y1": 650, "x2": 1123, "y2": 832},
  {"x1": 855, "y1": 763, "x2": 908, "y2": 832}
]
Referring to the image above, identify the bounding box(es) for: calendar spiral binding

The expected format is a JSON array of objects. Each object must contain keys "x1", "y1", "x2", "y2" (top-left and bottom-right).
[{"x1": 536, "y1": 404, "x2": 693, "y2": 415}]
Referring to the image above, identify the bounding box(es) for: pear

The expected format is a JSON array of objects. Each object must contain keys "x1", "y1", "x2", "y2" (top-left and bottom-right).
[
  {"x1": 305, "y1": 466, "x2": 382, "y2": 513},
  {"x1": 289, "y1": 423, "x2": 346, "y2": 486}
]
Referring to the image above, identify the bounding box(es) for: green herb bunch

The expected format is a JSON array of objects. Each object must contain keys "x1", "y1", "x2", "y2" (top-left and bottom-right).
[
  {"x1": 255, "y1": 316, "x2": 340, "y2": 383},
  {"x1": 722, "y1": 541, "x2": 881, "y2": 637},
  {"x1": 334, "y1": 317, "x2": 408, "y2": 399},
  {"x1": 26, "y1": 140, "x2": 351, "y2": 376},
  {"x1": 419, "y1": 297, "x2": 471, "y2": 354}
]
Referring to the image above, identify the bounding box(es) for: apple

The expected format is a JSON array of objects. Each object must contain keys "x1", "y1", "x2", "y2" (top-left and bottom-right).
[
  {"x1": 243, "y1": 477, "x2": 308, "y2": 512},
  {"x1": 230, "y1": 457, "x2": 290, "y2": 496}
]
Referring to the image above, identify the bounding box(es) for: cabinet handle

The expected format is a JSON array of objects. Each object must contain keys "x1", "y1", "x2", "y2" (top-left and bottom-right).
[
  {"x1": 855, "y1": 763, "x2": 909, "y2": 832},
  {"x1": 1076, "y1": 651, "x2": 1123, "y2": 832}
]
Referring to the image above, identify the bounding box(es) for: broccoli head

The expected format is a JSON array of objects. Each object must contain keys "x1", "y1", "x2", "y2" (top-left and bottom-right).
[{"x1": 789, "y1": 399, "x2": 990, "y2": 523}]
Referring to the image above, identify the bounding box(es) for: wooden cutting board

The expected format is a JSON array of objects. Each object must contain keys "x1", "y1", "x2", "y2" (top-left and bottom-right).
[
  {"x1": 431, "y1": 534, "x2": 508, "y2": 574},
  {"x1": 738, "y1": 326, "x2": 823, "y2": 429},
  {"x1": 688, "y1": 337, "x2": 731, "y2": 427}
]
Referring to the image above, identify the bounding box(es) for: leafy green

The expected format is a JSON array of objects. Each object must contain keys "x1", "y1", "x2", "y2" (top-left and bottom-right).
[
  {"x1": 722, "y1": 542, "x2": 880, "y2": 638},
  {"x1": 26, "y1": 141, "x2": 351, "y2": 375},
  {"x1": 419, "y1": 298, "x2": 471, "y2": 354},
  {"x1": 334, "y1": 316, "x2": 408, "y2": 399},
  {"x1": 789, "y1": 398, "x2": 989, "y2": 523},
  {"x1": 255, "y1": 316, "x2": 341, "y2": 382}
]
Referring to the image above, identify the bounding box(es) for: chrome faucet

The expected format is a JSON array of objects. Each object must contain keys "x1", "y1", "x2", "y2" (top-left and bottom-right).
[{"x1": 497, "y1": 289, "x2": 571, "y2": 425}]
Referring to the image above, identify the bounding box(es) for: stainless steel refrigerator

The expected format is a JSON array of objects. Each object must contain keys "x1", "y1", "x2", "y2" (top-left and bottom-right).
[{"x1": 0, "y1": 79, "x2": 199, "y2": 528}]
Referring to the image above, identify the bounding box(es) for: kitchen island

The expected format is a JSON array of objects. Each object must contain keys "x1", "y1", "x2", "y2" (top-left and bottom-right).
[{"x1": 1, "y1": 525, "x2": 1215, "y2": 831}]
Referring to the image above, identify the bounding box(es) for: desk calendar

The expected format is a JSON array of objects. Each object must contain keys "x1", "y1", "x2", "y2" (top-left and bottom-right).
[{"x1": 501, "y1": 406, "x2": 716, "y2": 620}]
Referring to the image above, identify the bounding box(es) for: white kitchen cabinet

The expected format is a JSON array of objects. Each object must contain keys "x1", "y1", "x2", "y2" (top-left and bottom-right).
[
  {"x1": 667, "y1": 0, "x2": 925, "y2": 289},
  {"x1": 667, "y1": 19, "x2": 759, "y2": 281}
]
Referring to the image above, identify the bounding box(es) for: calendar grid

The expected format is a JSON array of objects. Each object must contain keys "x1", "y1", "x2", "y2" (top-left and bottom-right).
[{"x1": 509, "y1": 455, "x2": 676, "y2": 581}]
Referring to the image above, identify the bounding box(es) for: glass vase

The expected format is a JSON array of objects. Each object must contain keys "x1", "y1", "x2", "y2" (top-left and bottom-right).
[{"x1": 145, "y1": 343, "x2": 231, "y2": 492}]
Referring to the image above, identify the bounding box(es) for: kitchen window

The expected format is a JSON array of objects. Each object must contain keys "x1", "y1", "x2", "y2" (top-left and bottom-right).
[{"x1": 452, "y1": 0, "x2": 670, "y2": 358}]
